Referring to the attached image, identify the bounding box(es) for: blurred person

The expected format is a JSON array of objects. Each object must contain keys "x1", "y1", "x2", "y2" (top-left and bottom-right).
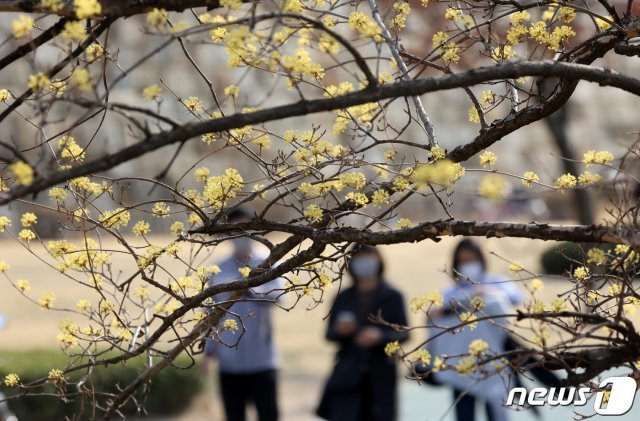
[
  {"x1": 201, "y1": 209, "x2": 284, "y2": 421},
  {"x1": 427, "y1": 239, "x2": 558, "y2": 421},
  {"x1": 317, "y1": 244, "x2": 409, "y2": 421}
]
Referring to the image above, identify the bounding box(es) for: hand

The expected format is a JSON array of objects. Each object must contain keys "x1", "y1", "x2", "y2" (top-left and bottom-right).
[
  {"x1": 355, "y1": 327, "x2": 383, "y2": 348},
  {"x1": 334, "y1": 320, "x2": 358, "y2": 337}
]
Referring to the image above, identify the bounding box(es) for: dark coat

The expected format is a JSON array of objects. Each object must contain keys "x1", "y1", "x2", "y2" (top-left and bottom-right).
[{"x1": 317, "y1": 282, "x2": 409, "y2": 421}]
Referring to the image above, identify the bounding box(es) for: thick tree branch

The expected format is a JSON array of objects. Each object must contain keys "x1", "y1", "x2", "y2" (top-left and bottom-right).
[
  {"x1": 2, "y1": 57, "x2": 639, "y2": 205},
  {"x1": 192, "y1": 219, "x2": 640, "y2": 247}
]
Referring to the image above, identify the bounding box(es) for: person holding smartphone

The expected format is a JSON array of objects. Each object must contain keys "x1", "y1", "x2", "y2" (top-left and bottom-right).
[{"x1": 317, "y1": 244, "x2": 409, "y2": 421}]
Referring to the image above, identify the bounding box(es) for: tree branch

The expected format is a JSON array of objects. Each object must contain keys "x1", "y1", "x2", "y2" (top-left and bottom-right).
[{"x1": 2, "y1": 58, "x2": 638, "y2": 204}]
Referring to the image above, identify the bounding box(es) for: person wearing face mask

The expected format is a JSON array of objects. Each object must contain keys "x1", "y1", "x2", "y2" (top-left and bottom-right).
[
  {"x1": 425, "y1": 239, "x2": 517, "y2": 421},
  {"x1": 201, "y1": 208, "x2": 285, "y2": 421},
  {"x1": 426, "y1": 239, "x2": 559, "y2": 421},
  {"x1": 317, "y1": 244, "x2": 409, "y2": 421}
]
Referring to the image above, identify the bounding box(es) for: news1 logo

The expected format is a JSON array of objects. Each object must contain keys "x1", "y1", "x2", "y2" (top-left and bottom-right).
[{"x1": 506, "y1": 376, "x2": 637, "y2": 415}]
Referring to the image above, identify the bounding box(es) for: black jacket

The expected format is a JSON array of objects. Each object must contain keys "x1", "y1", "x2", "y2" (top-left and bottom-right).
[{"x1": 317, "y1": 282, "x2": 409, "y2": 421}]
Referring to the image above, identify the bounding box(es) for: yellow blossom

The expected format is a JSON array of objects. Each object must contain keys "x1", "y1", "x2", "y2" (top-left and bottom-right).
[
  {"x1": 194, "y1": 167, "x2": 210, "y2": 182},
  {"x1": 479, "y1": 150, "x2": 497, "y2": 167},
  {"x1": 348, "y1": 12, "x2": 382, "y2": 40},
  {"x1": 478, "y1": 175, "x2": 507, "y2": 201},
  {"x1": 4, "y1": 373, "x2": 20, "y2": 387},
  {"x1": 430, "y1": 146, "x2": 446, "y2": 160},
  {"x1": 468, "y1": 107, "x2": 480, "y2": 123},
  {"x1": 85, "y1": 43, "x2": 104, "y2": 62},
  {"x1": 222, "y1": 318, "x2": 239, "y2": 332},
  {"x1": 0, "y1": 89, "x2": 12, "y2": 102},
  {"x1": 509, "y1": 261, "x2": 524, "y2": 273},
  {"x1": 16, "y1": 279, "x2": 30, "y2": 293},
  {"x1": 76, "y1": 299, "x2": 91, "y2": 312},
  {"x1": 18, "y1": 229, "x2": 36, "y2": 242},
  {"x1": 509, "y1": 11, "x2": 530, "y2": 24},
  {"x1": 445, "y1": 8, "x2": 461, "y2": 21},
  {"x1": 170, "y1": 221, "x2": 184, "y2": 235},
  {"x1": 39, "y1": 292, "x2": 56, "y2": 309},
  {"x1": 132, "y1": 220, "x2": 150, "y2": 236},
  {"x1": 20, "y1": 212, "x2": 37, "y2": 227},
  {"x1": 455, "y1": 356, "x2": 477, "y2": 376},
  {"x1": 459, "y1": 312, "x2": 478, "y2": 330},
  {"x1": 384, "y1": 341, "x2": 400, "y2": 356},
  {"x1": 62, "y1": 21, "x2": 86, "y2": 40},
  {"x1": 74, "y1": 0, "x2": 102, "y2": 19},
  {"x1": 372, "y1": 189, "x2": 390, "y2": 207},
  {"x1": 529, "y1": 278, "x2": 544, "y2": 291},
  {"x1": 147, "y1": 8, "x2": 169, "y2": 29},
  {"x1": 183, "y1": 96, "x2": 203, "y2": 112},
  {"x1": 152, "y1": 202, "x2": 170, "y2": 217},
  {"x1": 573, "y1": 266, "x2": 589, "y2": 280},
  {"x1": 238, "y1": 266, "x2": 251, "y2": 277},
  {"x1": 596, "y1": 16, "x2": 612, "y2": 31},
  {"x1": 555, "y1": 173, "x2": 577, "y2": 190},
  {"x1": 412, "y1": 349, "x2": 431, "y2": 365},
  {"x1": 491, "y1": 45, "x2": 515, "y2": 62},
  {"x1": 469, "y1": 339, "x2": 489, "y2": 355},
  {"x1": 304, "y1": 204, "x2": 323, "y2": 223},
  {"x1": 143, "y1": 84, "x2": 163, "y2": 102},
  {"x1": 582, "y1": 150, "x2": 614, "y2": 167},
  {"x1": 551, "y1": 298, "x2": 567, "y2": 312},
  {"x1": 587, "y1": 248, "x2": 608, "y2": 265},
  {"x1": 27, "y1": 72, "x2": 50, "y2": 93},
  {"x1": 396, "y1": 218, "x2": 412, "y2": 229},
  {"x1": 12, "y1": 15, "x2": 34, "y2": 38},
  {"x1": 48, "y1": 369, "x2": 64, "y2": 382},
  {"x1": 522, "y1": 171, "x2": 539, "y2": 187},
  {"x1": 224, "y1": 85, "x2": 239, "y2": 98},
  {"x1": 0, "y1": 216, "x2": 11, "y2": 232}
]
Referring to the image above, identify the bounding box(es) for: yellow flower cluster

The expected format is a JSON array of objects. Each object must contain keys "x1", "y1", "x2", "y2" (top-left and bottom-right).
[
  {"x1": 522, "y1": 171, "x2": 539, "y2": 187},
  {"x1": 4, "y1": 373, "x2": 20, "y2": 387},
  {"x1": 479, "y1": 150, "x2": 497, "y2": 167},
  {"x1": 468, "y1": 339, "x2": 488, "y2": 355},
  {"x1": 582, "y1": 150, "x2": 614, "y2": 166},
  {"x1": 412, "y1": 160, "x2": 465, "y2": 188},
  {"x1": 143, "y1": 84, "x2": 163, "y2": 102},
  {"x1": 384, "y1": 340, "x2": 400, "y2": 356},
  {"x1": 147, "y1": 8, "x2": 169, "y2": 29},
  {"x1": 573, "y1": 266, "x2": 589, "y2": 280},
  {"x1": 304, "y1": 204, "x2": 323, "y2": 223},
  {"x1": 39, "y1": 292, "x2": 56, "y2": 309},
  {"x1": 390, "y1": 1, "x2": 411, "y2": 30},
  {"x1": 74, "y1": 0, "x2": 102, "y2": 19},
  {"x1": 132, "y1": 220, "x2": 151, "y2": 236},
  {"x1": 85, "y1": 43, "x2": 104, "y2": 62},
  {"x1": 409, "y1": 291, "x2": 444, "y2": 313},
  {"x1": 99, "y1": 208, "x2": 131, "y2": 229},
  {"x1": 203, "y1": 168, "x2": 244, "y2": 210},
  {"x1": 11, "y1": 15, "x2": 33, "y2": 39},
  {"x1": 554, "y1": 173, "x2": 577, "y2": 190},
  {"x1": 222, "y1": 318, "x2": 239, "y2": 332},
  {"x1": 478, "y1": 174, "x2": 507, "y2": 201},
  {"x1": 62, "y1": 21, "x2": 86, "y2": 40},
  {"x1": 10, "y1": 160, "x2": 34, "y2": 186},
  {"x1": 459, "y1": 312, "x2": 478, "y2": 330},
  {"x1": 348, "y1": 12, "x2": 382, "y2": 41},
  {"x1": 58, "y1": 136, "x2": 85, "y2": 162}
]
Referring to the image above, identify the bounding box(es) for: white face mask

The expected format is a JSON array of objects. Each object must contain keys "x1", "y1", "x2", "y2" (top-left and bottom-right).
[
  {"x1": 350, "y1": 256, "x2": 381, "y2": 279},
  {"x1": 457, "y1": 261, "x2": 484, "y2": 282}
]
